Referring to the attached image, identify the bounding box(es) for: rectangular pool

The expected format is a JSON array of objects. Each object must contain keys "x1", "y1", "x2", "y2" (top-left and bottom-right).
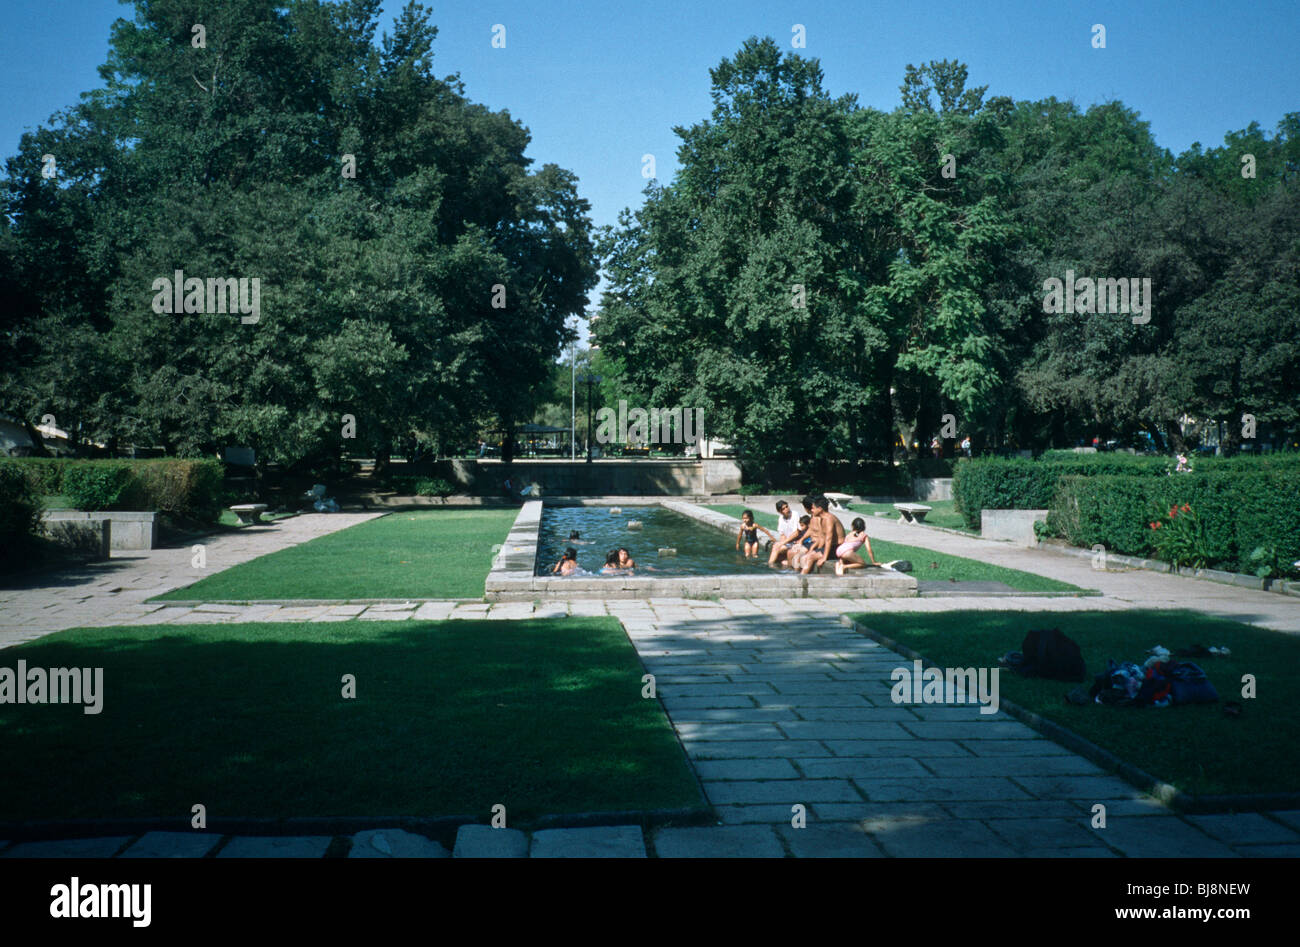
[{"x1": 535, "y1": 505, "x2": 770, "y2": 577}]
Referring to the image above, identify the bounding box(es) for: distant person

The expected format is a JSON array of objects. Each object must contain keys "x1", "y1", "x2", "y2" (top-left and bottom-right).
[
  {"x1": 568, "y1": 530, "x2": 592, "y2": 545},
  {"x1": 835, "y1": 517, "x2": 881, "y2": 575},
  {"x1": 930, "y1": 436, "x2": 942, "y2": 459},
  {"x1": 768, "y1": 500, "x2": 800, "y2": 566},
  {"x1": 961, "y1": 436, "x2": 972, "y2": 458},
  {"x1": 551, "y1": 547, "x2": 580, "y2": 576},
  {"x1": 735, "y1": 510, "x2": 775, "y2": 558},
  {"x1": 477, "y1": 439, "x2": 487, "y2": 457}
]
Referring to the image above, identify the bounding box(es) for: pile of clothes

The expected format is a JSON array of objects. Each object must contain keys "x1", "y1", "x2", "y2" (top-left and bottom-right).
[{"x1": 1082, "y1": 646, "x2": 1220, "y2": 708}]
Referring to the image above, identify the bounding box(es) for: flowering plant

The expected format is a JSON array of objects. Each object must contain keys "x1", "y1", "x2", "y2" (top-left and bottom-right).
[{"x1": 1149, "y1": 502, "x2": 1210, "y2": 569}]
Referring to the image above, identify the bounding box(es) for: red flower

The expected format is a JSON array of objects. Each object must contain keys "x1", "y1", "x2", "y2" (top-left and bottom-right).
[
  {"x1": 1169, "y1": 507, "x2": 1179, "y2": 518},
  {"x1": 1181, "y1": 504, "x2": 1191, "y2": 512},
  {"x1": 1151, "y1": 522, "x2": 1161, "y2": 530}
]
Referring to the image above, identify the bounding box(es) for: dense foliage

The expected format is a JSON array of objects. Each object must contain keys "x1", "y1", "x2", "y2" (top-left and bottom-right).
[
  {"x1": 1, "y1": 1, "x2": 596, "y2": 468},
  {"x1": 593, "y1": 40, "x2": 1300, "y2": 463}
]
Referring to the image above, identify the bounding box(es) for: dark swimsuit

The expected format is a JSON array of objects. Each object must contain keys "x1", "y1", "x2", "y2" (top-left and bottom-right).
[{"x1": 743, "y1": 527, "x2": 758, "y2": 544}]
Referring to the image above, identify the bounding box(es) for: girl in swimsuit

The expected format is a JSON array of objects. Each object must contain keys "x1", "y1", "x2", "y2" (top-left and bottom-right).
[
  {"x1": 835, "y1": 518, "x2": 880, "y2": 575},
  {"x1": 735, "y1": 509, "x2": 776, "y2": 558},
  {"x1": 551, "y1": 547, "x2": 580, "y2": 576}
]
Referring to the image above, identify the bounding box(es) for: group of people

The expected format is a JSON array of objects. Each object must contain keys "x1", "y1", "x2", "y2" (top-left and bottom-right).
[
  {"x1": 550, "y1": 531, "x2": 640, "y2": 576},
  {"x1": 736, "y1": 495, "x2": 881, "y2": 576}
]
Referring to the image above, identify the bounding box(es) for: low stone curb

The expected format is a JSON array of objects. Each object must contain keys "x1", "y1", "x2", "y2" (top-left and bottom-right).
[
  {"x1": 0, "y1": 806, "x2": 712, "y2": 844},
  {"x1": 1042, "y1": 542, "x2": 1300, "y2": 600},
  {"x1": 840, "y1": 615, "x2": 1300, "y2": 815}
]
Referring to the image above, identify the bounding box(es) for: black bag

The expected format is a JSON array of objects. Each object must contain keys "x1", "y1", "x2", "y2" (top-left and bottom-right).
[
  {"x1": 1018, "y1": 628, "x2": 1086, "y2": 682},
  {"x1": 1168, "y1": 662, "x2": 1219, "y2": 705}
]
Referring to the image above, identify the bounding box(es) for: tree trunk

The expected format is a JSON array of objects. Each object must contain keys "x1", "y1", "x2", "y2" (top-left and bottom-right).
[{"x1": 501, "y1": 421, "x2": 515, "y2": 465}]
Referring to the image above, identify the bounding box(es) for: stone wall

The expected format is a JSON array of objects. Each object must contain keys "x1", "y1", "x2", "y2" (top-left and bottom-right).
[{"x1": 440, "y1": 458, "x2": 741, "y2": 496}]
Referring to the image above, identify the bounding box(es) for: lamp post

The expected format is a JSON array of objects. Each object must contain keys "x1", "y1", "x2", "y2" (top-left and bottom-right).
[
  {"x1": 570, "y1": 340, "x2": 576, "y2": 460},
  {"x1": 579, "y1": 373, "x2": 602, "y2": 463}
]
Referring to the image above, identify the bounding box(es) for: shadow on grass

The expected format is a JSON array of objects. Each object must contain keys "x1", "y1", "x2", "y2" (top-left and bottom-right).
[{"x1": 0, "y1": 618, "x2": 705, "y2": 823}]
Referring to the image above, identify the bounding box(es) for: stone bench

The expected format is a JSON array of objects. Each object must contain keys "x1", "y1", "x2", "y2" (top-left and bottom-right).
[
  {"x1": 230, "y1": 503, "x2": 268, "y2": 525},
  {"x1": 824, "y1": 492, "x2": 853, "y2": 510},
  {"x1": 41, "y1": 511, "x2": 157, "y2": 550},
  {"x1": 893, "y1": 502, "x2": 932, "y2": 524}
]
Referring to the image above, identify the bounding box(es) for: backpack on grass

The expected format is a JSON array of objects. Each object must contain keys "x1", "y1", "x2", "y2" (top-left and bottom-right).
[{"x1": 1017, "y1": 628, "x2": 1086, "y2": 682}]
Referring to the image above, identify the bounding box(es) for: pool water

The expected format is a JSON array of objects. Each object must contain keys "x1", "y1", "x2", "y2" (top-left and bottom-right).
[{"x1": 536, "y1": 506, "x2": 771, "y2": 577}]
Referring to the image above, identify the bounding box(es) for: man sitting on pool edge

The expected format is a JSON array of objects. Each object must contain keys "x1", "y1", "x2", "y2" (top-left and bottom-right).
[{"x1": 800, "y1": 495, "x2": 844, "y2": 574}]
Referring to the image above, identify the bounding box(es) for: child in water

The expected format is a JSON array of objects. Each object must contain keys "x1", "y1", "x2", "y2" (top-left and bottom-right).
[
  {"x1": 600, "y1": 549, "x2": 625, "y2": 574},
  {"x1": 617, "y1": 547, "x2": 637, "y2": 570},
  {"x1": 735, "y1": 509, "x2": 777, "y2": 558},
  {"x1": 551, "y1": 547, "x2": 580, "y2": 576},
  {"x1": 834, "y1": 518, "x2": 880, "y2": 575}
]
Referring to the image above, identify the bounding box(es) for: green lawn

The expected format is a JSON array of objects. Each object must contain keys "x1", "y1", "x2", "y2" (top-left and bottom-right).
[
  {"x1": 0, "y1": 618, "x2": 705, "y2": 823},
  {"x1": 156, "y1": 509, "x2": 516, "y2": 601},
  {"x1": 708, "y1": 505, "x2": 1083, "y2": 593},
  {"x1": 848, "y1": 499, "x2": 971, "y2": 531},
  {"x1": 849, "y1": 610, "x2": 1297, "y2": 797}
]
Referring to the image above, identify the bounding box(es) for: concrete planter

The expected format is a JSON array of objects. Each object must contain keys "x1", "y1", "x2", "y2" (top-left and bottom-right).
[
  {"x1": 41, "y1": 511, "x2": 159, "y2": 550},
  {"x1": 980, "y1": 509, "x2": 1048, "y2": 546},
  {"x1": 41, "y1": 517, "x2": 111, "y2": 560},
  {"x1": 912, "y1": 477, "x2": 953, "y2": 501}
]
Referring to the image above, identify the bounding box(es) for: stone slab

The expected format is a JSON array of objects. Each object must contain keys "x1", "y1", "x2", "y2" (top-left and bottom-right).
[
  {"x1": 1185, "y1": 813, "x2": 1300, "y2": 846},
  {"x1": 217, "y1": 836, "x2": 332, "y2": 858},
  {"x1": 1096, "y1": 817, "x2": 1238, "y2": 858},
  {"x1": 705, "y1": 778, "x2": 863, "y2": 805},
  {"x1": 1, "y1": 836, "x2": 132, "y2": 858},
  {"x1": 695, "y1": 758, "x2": 801, "y2": 780},
  {"x1": 653, "y1": 825, "x2": 784, "y2": 858},
  {"x1": 870, "y1": 817, "x2": 1020, "y2": 858},
  {"x1": 778, "y1": 824, "x2": 886, "y2": 858},
  {"x1": 529, "y1": 826, "x2": 646, "y2": 858},
  {"x1": 120, "y1": 831, "x2": 220, "y2": 858},
  {"x1": 453, "y1": 824, "x2": 528, "y2": 858},
  {"x1": 349, "y1": 829, "x2": 450, "y2": 858}
]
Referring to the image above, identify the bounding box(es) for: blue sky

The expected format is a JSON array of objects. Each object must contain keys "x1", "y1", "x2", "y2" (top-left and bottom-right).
[{"x1": 2, "y1": 0, "x2": 1298, "y2": 323}]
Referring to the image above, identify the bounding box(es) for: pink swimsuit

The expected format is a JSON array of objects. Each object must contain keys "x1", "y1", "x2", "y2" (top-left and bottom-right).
[{"x1": 836, "y1": 534, "x2": 865, "y2": 558}]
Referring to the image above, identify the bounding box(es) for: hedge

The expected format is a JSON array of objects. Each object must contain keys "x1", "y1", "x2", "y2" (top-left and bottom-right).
[
  {"x1": 952, "y1": 455, "x2": 1174, "y2": 528},
  {"x1": 1045, "y1": 469, "x2": 1300, "y2": 576},
  {"x1": 11, "y1": 458, "x2": 224, "y2": 520},
  {"x1": 388, "y1": 475, "x2": 455, "y2": 498},
  {"x1": 0, "y1": 461, "x2": 44, "y2": 569}
]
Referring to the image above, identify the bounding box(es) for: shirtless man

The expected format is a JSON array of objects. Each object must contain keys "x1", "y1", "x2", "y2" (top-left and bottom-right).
[{"x1": 800, "y1": 496, "x2": 845, "y2": 574}]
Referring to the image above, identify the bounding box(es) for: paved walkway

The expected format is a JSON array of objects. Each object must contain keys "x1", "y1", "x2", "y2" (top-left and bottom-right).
[
  {"x1": 845, "y1": 511, "x2": 1300, "y2": 633},
  {"x1": 3, "y1": 508, "x2": 1300, "y2": 856},
  {"x1": 0, "y1": 513, "x2": 383, "y2": 648}
]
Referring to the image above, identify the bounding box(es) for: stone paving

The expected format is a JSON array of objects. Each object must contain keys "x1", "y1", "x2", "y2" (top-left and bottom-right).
[
  {"x1": 0, "y1": 513, "x2": 384, "y2": 648},
  {"x1": 4, "y1": 505, "x2": 1300, "y2": 856}
]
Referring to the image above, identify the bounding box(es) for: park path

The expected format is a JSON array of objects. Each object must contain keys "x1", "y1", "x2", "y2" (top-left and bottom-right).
[
  {"x1": 0, "y1": 513, "x2": 383, "y2": 649},
  {"x1": 836, "y1": 509, "x2": 1300, "y2": 633}
]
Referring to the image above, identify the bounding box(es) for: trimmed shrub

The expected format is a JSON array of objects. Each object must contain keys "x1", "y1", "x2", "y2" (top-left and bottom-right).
[
  {"x1": 390, "y1": 475, "x2": 455, "y2": 497},
  {"x1": 954, "y1": 455, "x2": 1175, "y2": 528},
  {"x1": 62, "y1": 463, "x2": 134, "y2": 511},
  {"x1": 12, "y1": 458, "x2": 224, "y2": 520},
  {"x1": 0, "y1": 461, "x2": 44, "y2": 570},
  {"x1": 1046, "y1": 469, "x2": 1300, "y2": 575}
]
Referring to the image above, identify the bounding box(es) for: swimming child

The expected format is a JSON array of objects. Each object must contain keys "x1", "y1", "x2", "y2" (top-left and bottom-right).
[
  {"x1": 735, "y1": 509, "x2": 776, "y2": 558},
  {"x1": 551, "y1": 547, "x2": 580, "y2": 576},
  {"x1": 834, "y1": 518, "x2": 880, "y2": 575},
  {"x1": 617, "y1": 547, "x2": 637, "y2": 570},
  {"x1": 567, "y1": 530, "x2": 591, "y2": 545},
  {"x1": 600, "y1": 549, "x2": 625, "y2": 574}
]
